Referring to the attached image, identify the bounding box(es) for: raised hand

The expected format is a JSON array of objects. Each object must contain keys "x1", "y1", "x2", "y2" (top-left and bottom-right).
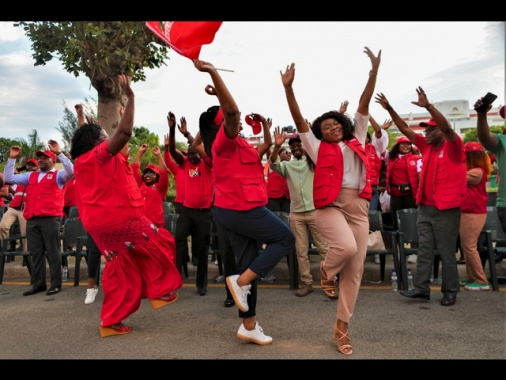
[
  {"x1": 412, "y1": 86, "x2": 431, "y2": 108},
  {"x1": 167, "y1": 112, "x2": 176, "y2": 129},
  {"x1": 375, "y1": 93, "x2": 390, "y2": 110},
  {"x1": 280, "y1": 63, "x2": 296, "y2": 89}
]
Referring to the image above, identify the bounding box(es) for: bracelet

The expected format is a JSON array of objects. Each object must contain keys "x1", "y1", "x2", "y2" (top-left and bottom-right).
[
  {"x1": 426, "y1": 104, "x2": 434, "y2": 110},
  {"x1": 183, "y1": 132, "x2": 190, "y2": 138},
  {"x1": 369, "y1": 71, "x2": 377, "y2": 77}
]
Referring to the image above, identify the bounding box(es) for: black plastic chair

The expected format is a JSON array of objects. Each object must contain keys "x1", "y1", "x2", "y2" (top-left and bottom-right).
[
  {"x1": 0, "y1": 222, "x2": 32, "y2": 284},
  {"x1": 367, "y1": 210, "x2": 401, "y2": 284},
  {"x1": 165, "y1": 213, "x2": 188, "y2": 278},
  {"x1": 271, "y1": 211, "x2": 299, "y2": 290},
  {"x1": 396, "y1": 208, "x2": 441, "y2": 291},
  {"x1": 478, "y1": 206, "x2": 506, "y2": 291},
  {"x1": 60, "y1": 217, "x2": 88, "y2": 286}
]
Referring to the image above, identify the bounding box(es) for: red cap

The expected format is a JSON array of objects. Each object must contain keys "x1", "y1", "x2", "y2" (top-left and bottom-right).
[
  {"x1": 26, "y1": 158, "x2": 38, "y2": 166},
  {"x1": 419, "y1": 118, "x2": 437, "y2": 128},
  {"x1": 214, "y1": 107, "x2": 224, "y2": 127},
  {"x1": 499, "y1": 105, "x2": 505, "y2": 119},
  {"x1": 288, "y1": 133, "x2": 302, "y2": 145},
  {"x1": 464, "y1": 141, "x2": 484, "y2": 152},
  {"x1": 396, "y1": 136, "x2": 412, "y2": 144},
  {"x1": 144, "y1": 164, "x2": 160, "y2": 175},
  {"x1": 35, "y1": 150, "x2": 56, "y2": 163},
  {"x1": 245, "y1": 115, "x2": 262, "y2": 135}
]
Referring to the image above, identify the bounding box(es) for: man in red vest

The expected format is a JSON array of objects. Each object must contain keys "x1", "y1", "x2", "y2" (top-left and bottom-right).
[
  {"x1": 4, "y1": 143, "x2": 74, "y2": 296},
  {"x1": 376, "y1": 87, "x2": 466, "y2": 306}
]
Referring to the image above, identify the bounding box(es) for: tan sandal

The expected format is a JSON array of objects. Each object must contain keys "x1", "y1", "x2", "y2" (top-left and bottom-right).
[
  {"x1": 333, "y1": 322, "x2": 353, "y2": 355},
  {"x1": 320, "y1": 262, "x2": 338, "y2": 299}
]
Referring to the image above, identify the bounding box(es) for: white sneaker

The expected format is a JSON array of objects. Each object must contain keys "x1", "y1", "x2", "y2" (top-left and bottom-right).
[
  {"x1": 407, "y1": 254, "x2": 417, "y2": 264},
  {"x1": 374, "y1": 254, "x2": 380, "y2": 264},
  {"x1": 236, "y1": 322, "x2": 273, "y2": 345},
  {"x1": 84, "y1": 287, "x2": 98, "y2": 304},
  {"x1": 226, "y1": 275, "x2": 251, "y2": 312}
]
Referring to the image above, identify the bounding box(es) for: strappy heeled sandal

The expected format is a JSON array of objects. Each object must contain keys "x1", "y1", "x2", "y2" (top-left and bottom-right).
[
  {"x1": 333, "y1": 322, "x2": 353, "y2": 355},
  {"x1": 150, "y1": 293, "x2": 178, "y2": 310},
  {"x1": 320, "y1": 262, "x2": 338, "y2": 299},
  {"x1": 99, "y1": 323, "x2": 133, "y2": 338}
]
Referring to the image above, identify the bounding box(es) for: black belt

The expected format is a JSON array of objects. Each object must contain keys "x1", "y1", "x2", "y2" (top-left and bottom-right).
[{"x1": 192, "y1": 208, "x2": 212, "y2": 212}]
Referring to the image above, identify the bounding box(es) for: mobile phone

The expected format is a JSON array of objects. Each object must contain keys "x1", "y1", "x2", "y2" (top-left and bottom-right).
[{"x1": 475, "y1": 92, "x2": 498, "y2": 113}]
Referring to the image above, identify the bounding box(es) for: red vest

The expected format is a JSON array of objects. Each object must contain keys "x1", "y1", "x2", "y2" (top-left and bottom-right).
[
  {"x1": 212, "y1": 127, "x2": 267, "y2": 210},
  {"x1": 23, "y1": 171, "x2": 65, "y2": 219},
  {"x1": 386, "y1": 153, "x2": 421, "y2": 197},
  {"x1": 266, "y1": 168, "x2": 290, "y2": 199},
  {"x1": 313, "y1": 138, "x2": 372, "y2": 209},
  {"x1": 9, "y1": 184, "x2": 27, "y2": 209},
  {"x1": 461, "y1": 167, "x2": 488, "y2": 214},
  {"x1": 365, "y1": 143, "x2": 381, "y2": 186},
  {"x1": 415, "y1": 135, "x2": 467, "y2": 210}
]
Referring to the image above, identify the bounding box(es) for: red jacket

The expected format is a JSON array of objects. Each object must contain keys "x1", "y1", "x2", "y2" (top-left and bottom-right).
[{"x1": 313, "y1": 138, "x2": 372, "y2": 209}]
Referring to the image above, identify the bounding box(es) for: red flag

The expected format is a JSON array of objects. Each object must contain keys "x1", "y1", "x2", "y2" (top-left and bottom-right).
[{"x1": 146, "y1": 21, "x2": 222, "y2": 60}]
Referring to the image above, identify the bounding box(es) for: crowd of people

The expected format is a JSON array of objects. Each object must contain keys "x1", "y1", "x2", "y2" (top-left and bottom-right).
[{"x1": 1, "y1": 45, "x2": 504, "y2": 355}]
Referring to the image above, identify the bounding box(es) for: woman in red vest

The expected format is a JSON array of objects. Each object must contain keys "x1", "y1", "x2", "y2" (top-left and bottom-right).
[
  {"x1": 459, "y1": 142, "x2": 492, "y2": 291},
  {"x1": 70, "y1": 75, "x2": 182, "y2": 338},
  {"x1": 281, "y1": 47, "x2": 381, "y2": 356}
]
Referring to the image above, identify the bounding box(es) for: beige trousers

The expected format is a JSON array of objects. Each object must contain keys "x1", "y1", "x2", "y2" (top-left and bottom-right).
[
  {"x1": 317, "y1": 188, "x2": 369, "y2": 323},
  {"x1": 459, "y1": 213, "x2": 488, "y2": 284},
  {"x1": 289, "y1": 210, "x2": 328, "y2": 285}
]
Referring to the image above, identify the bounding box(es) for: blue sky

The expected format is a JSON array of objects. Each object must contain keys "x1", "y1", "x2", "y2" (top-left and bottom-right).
[{"x1": 0, "y1": 21, "x2": 504, "y2": 146}]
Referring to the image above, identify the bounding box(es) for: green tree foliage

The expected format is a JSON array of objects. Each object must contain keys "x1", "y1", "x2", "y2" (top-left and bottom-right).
[
  {"x1": 15, "y1": 21, "x2": 170, "y2": 136},
  {"x1": 463, "y1": 125, "x2": 504, "y2": 143},
  {"x1": 57, "y1": 98, "x2": 98, "y2": 151}
]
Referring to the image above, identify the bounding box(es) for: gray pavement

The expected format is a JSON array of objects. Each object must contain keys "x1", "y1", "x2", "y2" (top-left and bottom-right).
[{"x1": 0, "y1": 255, "x2": 505, "y2": 360}]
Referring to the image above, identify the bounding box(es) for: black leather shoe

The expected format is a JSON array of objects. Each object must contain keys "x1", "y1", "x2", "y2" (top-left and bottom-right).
[
  {"x1": 224, "y1": 298, "x2": 235, "y2": 308},
  {"x1": 23, "y1": 286, "x2": 47, "y2": 296},
  {"x1": 197, "y1": 287, "x2": 207, "y2": 296},
  {"x1": 399, "y1": 288, "x2": 430, "y2": 300},
  {"x1": 192, "y1": 257, "x2": 198, "y2": 266},
  {"x1": 441, "y1": 293, "x2": 456, "y2": 306},
  {"x1": 46, "y1": 287, "x2": 61, "y2": 296}
]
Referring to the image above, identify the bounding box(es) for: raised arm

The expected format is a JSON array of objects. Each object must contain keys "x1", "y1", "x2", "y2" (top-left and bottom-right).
[
  {"x1": 255, "y1": 115, "x2": 273, "y2": 158},
  {"x1": 357, "y1": 47, "x2": 381, "y2": 116},
  {"x1": 193, "y1": 60, "x2": 241, "y2": 139},
  {"x1": 475, "y1": 99, "x2": 497, "y2": 150},
  {"x1": 167, "y1": 111, "x2": 184, "y2": 166},
  {"x1": 133, "y1": 144, "x2": 148, "y2": 166},
  {"x1": 281, "y1": 63, "x2": 310, "y2": 134},
  {"x1": 269, "y1": 126, "x2": 288, "y2": 164},
  {"x1": 375, "y1": 93, "x2": 417, "y2": 143},
  {"x1": 412, "y1": 86, "x2": 456, "y2": 142},
  {"x1": 108, "y1": 75, "x2": 135, "y2": 156}
]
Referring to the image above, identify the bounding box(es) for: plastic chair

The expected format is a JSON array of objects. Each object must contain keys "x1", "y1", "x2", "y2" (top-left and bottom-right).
[
  {"x1": 271, "y1": 211, "x2": 300, "y2": 290},
  {"x1": 478, "y1": 206, "x2": 506, "y2": 291},
  {"x1": 367, "y1": 210, "x2": 400, "y2": 284},
  {"x1": 165, "y1": 213, "x2": 188, "y2": 278},
  {"x1": 0, "y1": 222, "x2": 32, "y2": 284},
  {"x1": 396, "y1": 208, "x2": 441, "y2": 291},
  {"x1": 60, "y1": 217, "x2": 88, "y2": 286}
]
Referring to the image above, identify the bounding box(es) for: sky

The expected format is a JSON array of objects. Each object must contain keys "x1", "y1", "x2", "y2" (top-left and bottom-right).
[{"x1": 0, "y1": 21, "x2": 504, "y2": 147}]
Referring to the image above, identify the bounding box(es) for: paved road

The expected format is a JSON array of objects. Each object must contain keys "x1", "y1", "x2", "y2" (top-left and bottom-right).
[{"x1": 1, "y1": 256, "x2": 505, "y2": 360}]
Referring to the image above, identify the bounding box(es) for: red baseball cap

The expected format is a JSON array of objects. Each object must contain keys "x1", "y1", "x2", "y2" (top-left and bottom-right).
[
  {"x1": 288, "y1": 133, "x2": 302, "y2": 145},
  {"x1": 396, "y1": 136, "x2": 412, "y2": 144},
  {"x1": 144, "y1": 164, "x2": 160, "y2": 175},
  {"x1": 245, "y1": 115, "x2": 262, "y2": 135},
  {"x1": 35, "y1": 150, "x2": 56, "y2": 163},
  {"x1": 26, "y1": 158, "x2": 38, "y2": 166},
  {"x1": 464, "y1": 141, "x2": 484, "y2": 152},
  {"x1": 419, "y1": 118, "x2": 437, "y2": 128}
]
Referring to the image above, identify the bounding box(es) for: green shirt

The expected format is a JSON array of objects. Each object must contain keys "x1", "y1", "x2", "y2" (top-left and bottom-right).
[
  {"x1": 270, "y1": 155, "x2": 315, "y2": 213},
  {"x1": 490, "y1": 133, "x2": 506, "y2": 207}
]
